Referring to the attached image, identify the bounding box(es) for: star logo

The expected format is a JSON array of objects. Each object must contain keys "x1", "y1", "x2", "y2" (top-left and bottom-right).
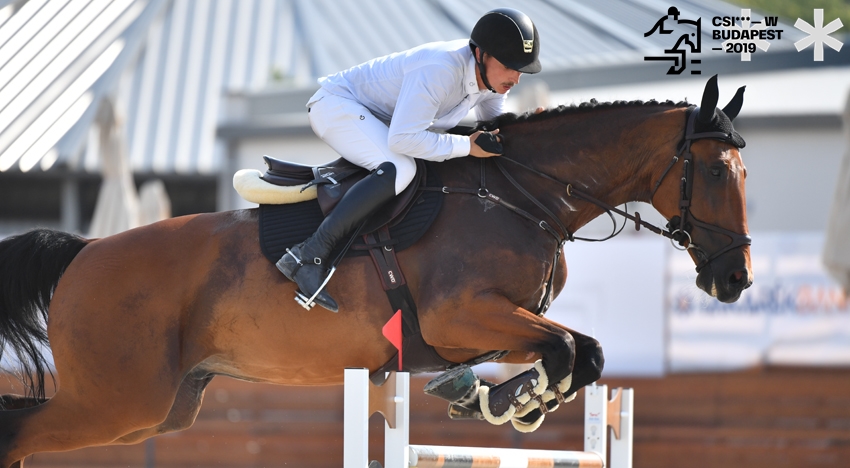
[
  {"x1": 723, "y1": 9, "x2": 770, "y2": 61},
  {"x1": 794, "y1": 9, "x2": 843, "y2": 61}
]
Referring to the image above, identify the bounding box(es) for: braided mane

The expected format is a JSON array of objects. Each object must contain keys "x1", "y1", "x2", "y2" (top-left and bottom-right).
[{"x1": 477, "y1": 98, "x2": 691, "y2": 131}]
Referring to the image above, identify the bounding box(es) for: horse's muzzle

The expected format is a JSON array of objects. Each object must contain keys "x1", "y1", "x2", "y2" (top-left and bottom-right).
[{"x1": 696, "y1": 251, "x2": 752, "y2": 303}]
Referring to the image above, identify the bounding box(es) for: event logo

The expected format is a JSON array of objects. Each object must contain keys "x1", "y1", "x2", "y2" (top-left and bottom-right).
[
  {"x1": 644, "y1": 7, "x2": 702, "y2": 75},
  {"x1": 645, "y1": 7, "x2": 844, "y2": 74},
  {"x1": 794, "y1": 9, "x2": 844, "y2": 61},
  {"x1": 711, "y1": 9, "x2": 780, "y2": 61}
]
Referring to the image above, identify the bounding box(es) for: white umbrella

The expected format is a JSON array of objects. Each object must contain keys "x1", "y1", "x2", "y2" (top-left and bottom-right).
[
  {"x1": 138, "y1": 179, "x2": 171, "y2": 226},
  {"x1": 822, "y1": 90, "x2": 850, "y2": 292},
  {"x1": 88, "y1": 98, "x2": 140, "y2": 238}
]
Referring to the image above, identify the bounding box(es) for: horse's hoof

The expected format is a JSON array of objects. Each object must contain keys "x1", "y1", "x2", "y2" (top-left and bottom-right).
[{"x1": 423, "y1": 365, "x2": 479, "y2": 403}]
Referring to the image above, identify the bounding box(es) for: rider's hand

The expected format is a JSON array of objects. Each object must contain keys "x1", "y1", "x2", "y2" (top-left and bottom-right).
[{"x1": 470, "y1": 129, "x2": 502, "y2": 158}]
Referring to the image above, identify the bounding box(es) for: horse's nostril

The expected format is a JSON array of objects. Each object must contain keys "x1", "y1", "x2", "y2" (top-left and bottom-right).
[{"x1": 729, "y1": 270, "x2": 745, "y2": 284}]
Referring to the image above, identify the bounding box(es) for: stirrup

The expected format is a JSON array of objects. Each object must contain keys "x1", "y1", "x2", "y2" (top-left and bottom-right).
[{"x1": 294, "y1": 266, "x2": 337, "y2": 310}]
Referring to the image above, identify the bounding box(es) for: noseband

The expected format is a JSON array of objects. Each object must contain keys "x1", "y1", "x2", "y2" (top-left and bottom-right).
[{"x1": 492, "y1": 106, "x2": 751, "y2": 274}]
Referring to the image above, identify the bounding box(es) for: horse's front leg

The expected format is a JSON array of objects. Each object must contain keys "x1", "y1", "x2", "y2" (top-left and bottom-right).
[
  {"x1": 498, "y1": 325, "x2": 605, "y2": 428},
  {"x1": 421, "y1": 293, "x2": 576, "y2": 429},
  {"x1": 500, "y1": 324, "x2": 605, "y2": 397}
]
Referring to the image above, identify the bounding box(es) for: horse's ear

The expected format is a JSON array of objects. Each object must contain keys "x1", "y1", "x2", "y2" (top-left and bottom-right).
[
  {"x1": 699, "y1": 75, "x2": 719, "y2": 123},
  {"x1": 722, "y1": 86, "x2": 746, "y2": 121}
]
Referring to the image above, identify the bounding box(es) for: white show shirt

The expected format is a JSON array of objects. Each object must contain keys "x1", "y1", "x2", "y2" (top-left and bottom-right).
[{"x1": 311, "y1": 39, "x2": 506, "y2": 162}]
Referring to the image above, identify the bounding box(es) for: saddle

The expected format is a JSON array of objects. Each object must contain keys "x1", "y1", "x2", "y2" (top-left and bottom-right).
[
  {"x1": 256, "y1": 156, "x2": 425, "y2": 234},
  {"x1": 236, "y1": 156, "x2": 473, "y2": 382}
]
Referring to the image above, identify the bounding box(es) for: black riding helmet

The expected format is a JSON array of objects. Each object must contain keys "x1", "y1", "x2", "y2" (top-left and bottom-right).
[{"x1": 470, "y1": 8, "x2": 541, "y2": 92}]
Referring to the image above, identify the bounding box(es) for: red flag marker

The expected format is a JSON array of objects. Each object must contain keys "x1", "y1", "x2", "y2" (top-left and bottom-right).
[{"x1": 382, "y1": 310, "x2": 403, "y2": 371}]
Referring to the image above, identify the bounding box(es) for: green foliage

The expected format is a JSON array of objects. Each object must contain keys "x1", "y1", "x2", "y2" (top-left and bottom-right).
[
  {"x1": 269, "y1": 67, "x2": 296, "y2": 87},
  {"x1": 728, "y1": 0, "x2": 849, "y2": 31}
]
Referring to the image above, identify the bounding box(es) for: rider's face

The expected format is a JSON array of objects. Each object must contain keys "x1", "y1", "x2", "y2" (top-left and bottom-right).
[{"x1": 475, "y1": 51, "x2": 522, "y2": 94}]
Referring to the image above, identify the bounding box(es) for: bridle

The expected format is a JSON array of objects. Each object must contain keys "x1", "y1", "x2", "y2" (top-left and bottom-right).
[{"x1": 645, "y1": 106, "x2": 752, "y2": 272}]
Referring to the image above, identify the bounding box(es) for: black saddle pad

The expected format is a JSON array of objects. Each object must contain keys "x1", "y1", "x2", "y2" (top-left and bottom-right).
[{"x1": 258, "y1": 165, "x2": 442, "y2": 263}]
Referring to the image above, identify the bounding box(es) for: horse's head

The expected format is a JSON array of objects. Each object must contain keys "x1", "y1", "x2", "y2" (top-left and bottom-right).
[{"x1": 651, "y1": 76, "x2": 752, "y2": 303}]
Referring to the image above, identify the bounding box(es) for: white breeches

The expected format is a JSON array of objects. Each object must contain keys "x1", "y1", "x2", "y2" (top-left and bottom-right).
[{"x1": 308, "y1": 91, "x2": 416, "y2": 196}]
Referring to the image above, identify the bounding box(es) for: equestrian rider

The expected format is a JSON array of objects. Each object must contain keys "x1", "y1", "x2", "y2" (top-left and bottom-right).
[{"x1": 276, "y1": 8, "x2": 542, "y2": 312}]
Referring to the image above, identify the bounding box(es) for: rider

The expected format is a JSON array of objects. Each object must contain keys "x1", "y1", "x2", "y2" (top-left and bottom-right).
[{"x1": 276, "y1": 8, "x2": 542, "y2": 312}]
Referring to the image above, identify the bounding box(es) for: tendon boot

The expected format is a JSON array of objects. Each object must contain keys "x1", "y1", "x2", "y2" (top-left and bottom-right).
[
  {"x1": 276, "y1": 162, "x2": 398, "y2": 312},
  {"x1": 425, "y1": 365, "x2": 503, "y2": 421},
  {"x1": 510, "y1": 373, "x2": 574, "y2": 432},
  {"x1": 478, "y1": 360, "x2": 549, "y2": 426},
  {"x1": 429, "y1": 362, "x2": 574, "y2": 432}
]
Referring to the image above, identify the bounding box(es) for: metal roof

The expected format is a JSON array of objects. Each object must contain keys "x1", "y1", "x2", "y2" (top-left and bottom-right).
[
  {"x1": 0, "y1": 0, "x2": 164, "y2": 173},
  {"x1": 0, "y1": 0, "x2": 818, "y2": 174}
]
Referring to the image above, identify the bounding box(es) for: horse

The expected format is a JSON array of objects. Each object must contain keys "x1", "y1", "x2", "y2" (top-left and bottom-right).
[{"x1": 0, "y1": 75, "x2": 751, "y2": 467}]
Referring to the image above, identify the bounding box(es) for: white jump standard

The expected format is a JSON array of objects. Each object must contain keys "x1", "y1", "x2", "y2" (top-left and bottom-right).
[{"x1": 343, "y1": 369, "x2": 634, "y2": 468}]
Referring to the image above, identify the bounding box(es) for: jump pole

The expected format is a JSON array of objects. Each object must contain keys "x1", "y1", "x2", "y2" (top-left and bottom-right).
[{"x1": 343, "y1": 368, "x2": 634, "y2": 468}]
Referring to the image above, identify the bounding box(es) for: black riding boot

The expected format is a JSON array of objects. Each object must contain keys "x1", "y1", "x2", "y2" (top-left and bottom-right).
[{"x1": 276, "y1": 162, "x2": 398, "y2": 312}]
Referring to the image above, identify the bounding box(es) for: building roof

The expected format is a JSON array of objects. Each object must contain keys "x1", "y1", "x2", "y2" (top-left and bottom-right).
[
  {"x1": 0, "y1": 0, "x2": 165, "y2": 173},
  {"x1": 0, "y1": 0, "x2": 838, "y2": 174}
]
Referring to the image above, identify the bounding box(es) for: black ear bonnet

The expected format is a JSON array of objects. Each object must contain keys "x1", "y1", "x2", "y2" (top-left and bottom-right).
[{"x1": 695, "y1": 75, "x2": 746, "y2": 148}]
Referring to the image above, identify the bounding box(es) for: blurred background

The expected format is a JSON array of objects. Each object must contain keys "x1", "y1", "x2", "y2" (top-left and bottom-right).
[{"x1": 0, "y1": 0, "x2": 849, "y2": 466}]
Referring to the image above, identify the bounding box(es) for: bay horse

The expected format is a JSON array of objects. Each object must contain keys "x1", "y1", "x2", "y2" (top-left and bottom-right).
[{"x1": 0, "y1": 76, "x2": 751, "y2": 467}]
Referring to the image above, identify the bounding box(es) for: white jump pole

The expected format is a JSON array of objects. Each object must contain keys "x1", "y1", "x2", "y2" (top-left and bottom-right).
[
  {"x1": 344, "y1": 368, "x2": 633, "y2": 468},
  {"x1": 345, "y1": 369, "x2": 410, "y2": 468},
  {"x1": 343, "y1": 368, "x2": 370, "y2": 468}
]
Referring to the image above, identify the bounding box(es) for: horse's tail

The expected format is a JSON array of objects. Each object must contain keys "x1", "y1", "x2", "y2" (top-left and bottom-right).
[{"x1": 0, "y1": 229, "x2": 89, "y2": 400}]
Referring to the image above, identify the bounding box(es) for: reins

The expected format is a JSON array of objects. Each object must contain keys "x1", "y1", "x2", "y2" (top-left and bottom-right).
[
  {"x1": 499, "y1": 106, "x2": 751, "y2": 273},
  {"x1": 426, "y1": 105, "x2": 752, "y2": 286}
]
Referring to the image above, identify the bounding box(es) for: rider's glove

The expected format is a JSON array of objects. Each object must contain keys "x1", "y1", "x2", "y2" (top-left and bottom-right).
[{"x1": 476, "y1": 132, "x2": 503, "y2": 155}]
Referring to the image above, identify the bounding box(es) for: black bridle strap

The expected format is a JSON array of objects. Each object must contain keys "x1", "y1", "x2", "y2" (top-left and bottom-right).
[{"x1": 661, "y1": 108, "x2": 752, "y2": 272}]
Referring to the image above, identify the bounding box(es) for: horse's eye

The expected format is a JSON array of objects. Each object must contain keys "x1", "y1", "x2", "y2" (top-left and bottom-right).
[{"x1": 710, "y1": 167, "x2": 723, "y2": 177}]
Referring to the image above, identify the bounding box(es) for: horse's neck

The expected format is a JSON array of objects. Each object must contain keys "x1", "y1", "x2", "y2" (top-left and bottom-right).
[{"x1": 511, "y1": 106, "x2": 685, "y2": 234}]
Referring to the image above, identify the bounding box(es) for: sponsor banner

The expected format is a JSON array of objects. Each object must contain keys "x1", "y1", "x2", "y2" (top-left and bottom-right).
[
  {"x1": 548, "y1": 235, "x2": 667, "y2": 376},
  {"x1": 669, "y1": 232, "x2": 850, "y2": 371},
  {"x1": 477, "y1": 235, "x2": 667, "y2": 378}
]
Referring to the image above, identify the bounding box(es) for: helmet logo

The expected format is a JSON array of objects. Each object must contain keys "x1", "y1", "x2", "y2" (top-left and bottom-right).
[{"x1": 523, "y1": 39, "x2": 534, "y2": 53}]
